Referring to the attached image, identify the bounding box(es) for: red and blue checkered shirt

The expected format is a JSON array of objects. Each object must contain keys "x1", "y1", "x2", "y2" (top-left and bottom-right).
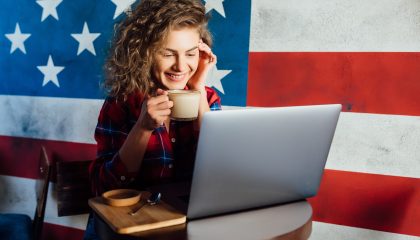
[{"x1": 89, "y1": 87, "x2": 221, "y2": 195}]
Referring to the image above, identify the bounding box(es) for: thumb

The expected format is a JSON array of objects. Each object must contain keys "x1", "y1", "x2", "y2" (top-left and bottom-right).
[{"x1": 156, "y1": 88, "x2": 168, "y2": 96}]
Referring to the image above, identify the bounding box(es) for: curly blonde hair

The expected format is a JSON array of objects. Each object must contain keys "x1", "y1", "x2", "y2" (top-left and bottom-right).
[{"x1": 104, "y1": 0, "x2": 212, "y2": 99}]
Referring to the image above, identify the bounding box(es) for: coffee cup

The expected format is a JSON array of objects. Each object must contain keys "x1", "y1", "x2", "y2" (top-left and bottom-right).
[{"x1": 167, "y1": 90, "x2": 200, "y2": 121}]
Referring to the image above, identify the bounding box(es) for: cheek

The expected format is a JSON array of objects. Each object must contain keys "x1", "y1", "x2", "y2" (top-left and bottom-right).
[
  {"x1": 152, "y1": 63, "x2": 164, "y2": 83},
  {"x1": 154, "y1": 60, "x2": 168, "y2": 74},
  {"x1": 152, "y1": 64, "x2": 160, "y2": 77}
]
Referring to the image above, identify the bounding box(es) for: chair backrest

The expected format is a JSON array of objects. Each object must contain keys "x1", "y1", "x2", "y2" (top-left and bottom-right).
[
  {"x1": 33, "y1": 146, "x2": 52, "y2": 240},
  {"x1": 56, "y1": 159, "x2": 92, "y2": 216}
]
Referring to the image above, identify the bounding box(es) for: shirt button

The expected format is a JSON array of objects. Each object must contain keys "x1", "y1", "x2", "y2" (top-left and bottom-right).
[
  {"x1": 168, "y1": 164, "x2": 173, "y2": 168},
  {"x1": 171, "y1": 138, "x2": 176, "y2": 143},
  {"x1": 120, "y1": 176, "x2": 126, "y2": 181}
]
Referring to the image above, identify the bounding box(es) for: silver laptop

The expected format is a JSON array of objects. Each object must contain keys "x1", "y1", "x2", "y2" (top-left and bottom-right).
[
  {"x1": 151, "y1": 104, "x2": 341, "y2": 219},
  {"x1": 184, "y1": 104, "x2": 341, "y2": 219}
]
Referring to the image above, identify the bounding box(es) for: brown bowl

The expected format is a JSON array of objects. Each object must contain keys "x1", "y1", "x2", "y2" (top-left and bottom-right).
[{"x1": 102, "y1": 189, "x2": 141, "y2": 207}]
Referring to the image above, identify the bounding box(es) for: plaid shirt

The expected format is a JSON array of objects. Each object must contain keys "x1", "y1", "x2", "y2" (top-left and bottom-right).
[{"x1": 89, "y1": 87, "x2": 221, "y2": 195}]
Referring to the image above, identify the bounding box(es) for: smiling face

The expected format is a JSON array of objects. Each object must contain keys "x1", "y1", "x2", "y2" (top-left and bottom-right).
[{"x1": 153, "y1": 27, "x2": 200, "y2": 90}]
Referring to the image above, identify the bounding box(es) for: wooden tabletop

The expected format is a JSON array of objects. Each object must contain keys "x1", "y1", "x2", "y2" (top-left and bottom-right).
[
  {"x1": 94, "y1": 200, "x2": 312, "y2": 240},
  {"x1": 89, "y1": 193, "x2": 186, "y2": 234}
]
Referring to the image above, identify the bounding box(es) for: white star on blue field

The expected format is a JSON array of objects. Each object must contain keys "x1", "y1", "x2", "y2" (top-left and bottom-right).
[{"x1": 0, "y1": 0, "x2": 251, "y2": 106}]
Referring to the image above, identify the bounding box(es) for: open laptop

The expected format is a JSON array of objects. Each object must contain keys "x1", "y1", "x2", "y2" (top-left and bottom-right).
[{"x1": 153, "y1": 104, "x2": 341, "y2": 220}]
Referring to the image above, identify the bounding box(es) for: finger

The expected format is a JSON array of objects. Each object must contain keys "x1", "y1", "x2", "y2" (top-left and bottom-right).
[
  {"x1": 209, "y1": 52, "x2": 217, "y2": 63},
  {"x1": 149, "y1": 110, "x2": 171, "y2": 123},
  {"x1": 198, "y1": 43, "x2": 217, "y2": 64},
  {"x1": 200, "y1": 51, "x2": 217, "y2": 65},
  {"x1": 155, "y1": 109, "x2": 171, "y2": 117},
  {"x1": 149, "y1": 109, "x2": 170, "y2": 125},
  {"x1": 156, "y1": 88, "x2": 168, "y2": 96},
  {"x1": 147, "y1": 94, "x2": 170, "y2": 106},
  {"x1": 154, "y1": 100, "x2": 173, "y2": 110},
  {"x1": 198, "y1": 42, "x2": 212, "y2": 55}
]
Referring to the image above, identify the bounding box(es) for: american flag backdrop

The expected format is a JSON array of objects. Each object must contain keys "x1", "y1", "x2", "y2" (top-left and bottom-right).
[{"x1": 0, "y1": 0, "x2": 419, "y2": 239}]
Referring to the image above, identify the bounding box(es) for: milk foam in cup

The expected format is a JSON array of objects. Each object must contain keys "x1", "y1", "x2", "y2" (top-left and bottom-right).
[{"x1": 168, "y1": 90, "x2": 201, "y2": 121}]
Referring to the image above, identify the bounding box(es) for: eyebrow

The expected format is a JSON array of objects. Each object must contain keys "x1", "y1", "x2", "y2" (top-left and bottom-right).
[{"x1": 163, "y1": 46, "x2": 198, "y2": 53}]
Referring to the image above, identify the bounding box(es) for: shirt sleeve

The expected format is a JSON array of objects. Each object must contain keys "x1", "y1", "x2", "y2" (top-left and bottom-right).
[
  {"x1": 205, "y1": 86, "x2": 222, "y2": 111},
  {"x1": 89, "y1": 97, "x2": 136, "y2": 196}
]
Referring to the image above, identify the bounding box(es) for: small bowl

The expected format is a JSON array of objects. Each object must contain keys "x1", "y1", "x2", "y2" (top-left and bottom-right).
[{"x1": 102, "y1": 189, "x2": 141, "y2": 207}]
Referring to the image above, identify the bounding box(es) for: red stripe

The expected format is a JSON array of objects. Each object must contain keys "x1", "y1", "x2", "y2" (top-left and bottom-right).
[
  {"x1": 42, "y1": 222, "x2": 85, "y2": 240},
  {"x1": 308, "y1": 169, "x2": 420, "y2": 236},
  {"x1": 0, "y1": 135, "x2": 96, "y2": 179},
  {"x1": 248, "y1": 52, "x2": 420, "y2": 116}
]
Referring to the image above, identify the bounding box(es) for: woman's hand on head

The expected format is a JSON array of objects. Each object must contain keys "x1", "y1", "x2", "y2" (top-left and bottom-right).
[
  {"x1": 187, "y1": 40, "x2": 217, "y2": 91},
  {"x1": 137, "y1": 89, "x2": 173, "y2": 131}
]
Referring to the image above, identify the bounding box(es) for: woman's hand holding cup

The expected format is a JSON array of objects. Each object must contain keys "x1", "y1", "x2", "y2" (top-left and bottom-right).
[{"x1": 138, "y1": 88, "x2": 173, "y2": 131}]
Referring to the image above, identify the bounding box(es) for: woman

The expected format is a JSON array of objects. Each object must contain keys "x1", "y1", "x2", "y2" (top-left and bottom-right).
[{"x1": 84, "y1": 0, "x2": 221, "y2": 238}]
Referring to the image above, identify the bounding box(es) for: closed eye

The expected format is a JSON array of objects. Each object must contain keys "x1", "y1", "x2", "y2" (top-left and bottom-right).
[
  {"x1": 186, "y1": 49, "x2": 198, "y2": 57},
  {"x1": 161, "y1": 52, "x2": 175, "y2": 57}
]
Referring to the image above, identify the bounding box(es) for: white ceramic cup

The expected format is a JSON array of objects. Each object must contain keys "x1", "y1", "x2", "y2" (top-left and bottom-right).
[{"x1": 167, "y1": 90, "x2": 201, "y2": 121}]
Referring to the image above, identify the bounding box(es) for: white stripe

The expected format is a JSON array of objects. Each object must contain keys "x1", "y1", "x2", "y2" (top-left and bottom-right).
[
  {"x1": 0, "y1": 95, "x2": 102, "y2": 144},
  {"x1": 250, "y1": 0, "x2": 420, "y2": 52},
  {"x1": 327, "y1": 112, "x2": 420, "y2": 179},
  {"x1": 1, "y1": 97, "x2": 419, "y2": 178},
  {"x1": 0, "y1": 175, "x2": 88, "y2": 230},
  {"x1": 311, "y1": 221, "x2": 419, "y2": 240}
]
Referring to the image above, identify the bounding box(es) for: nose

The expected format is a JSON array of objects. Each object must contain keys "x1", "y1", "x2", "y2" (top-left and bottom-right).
[{"x1": 173, "y1": 55, "x2": 187, "y2": 72}]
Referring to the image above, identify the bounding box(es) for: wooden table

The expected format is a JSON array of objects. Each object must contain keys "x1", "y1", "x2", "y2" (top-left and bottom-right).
[{"x1": 93, "y1": 200, "x2": 312, "y2": 240}]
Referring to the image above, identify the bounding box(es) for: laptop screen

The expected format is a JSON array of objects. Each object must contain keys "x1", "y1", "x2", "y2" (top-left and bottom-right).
[{"x1": 187, "y1": 104, "x2": 341, "y2": 219}]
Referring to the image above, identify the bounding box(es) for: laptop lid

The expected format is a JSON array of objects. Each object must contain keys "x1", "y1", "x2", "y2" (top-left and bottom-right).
[{"x1": 187, "y1": 104, "x2": 341, "y2": 219}]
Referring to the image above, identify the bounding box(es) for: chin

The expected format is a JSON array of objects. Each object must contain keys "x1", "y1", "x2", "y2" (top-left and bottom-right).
[
  {"x1": 163, "y1": 83, "x2": 187, "y2": 90},
  {"x1": 163, "y1": 79, "x2": 189, "y2": 90}
]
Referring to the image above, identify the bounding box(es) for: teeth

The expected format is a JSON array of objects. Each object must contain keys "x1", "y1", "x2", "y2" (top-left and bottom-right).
[{"x1": 167, "y1": 73, "x2": 185, "y2": 80}]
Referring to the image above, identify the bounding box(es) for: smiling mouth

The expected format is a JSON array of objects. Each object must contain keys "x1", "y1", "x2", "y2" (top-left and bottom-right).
[{"x1": 165, "y1": 73, "x2": 187, "y2": 81}]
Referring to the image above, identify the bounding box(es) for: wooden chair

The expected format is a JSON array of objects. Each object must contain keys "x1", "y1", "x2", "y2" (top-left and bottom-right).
[
  {"x1": 56, "y1": 159, "x2": 92, "y2": 216},
  {"x1": 0, "y1": 146, "x2": 52, "y2": 240}
]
